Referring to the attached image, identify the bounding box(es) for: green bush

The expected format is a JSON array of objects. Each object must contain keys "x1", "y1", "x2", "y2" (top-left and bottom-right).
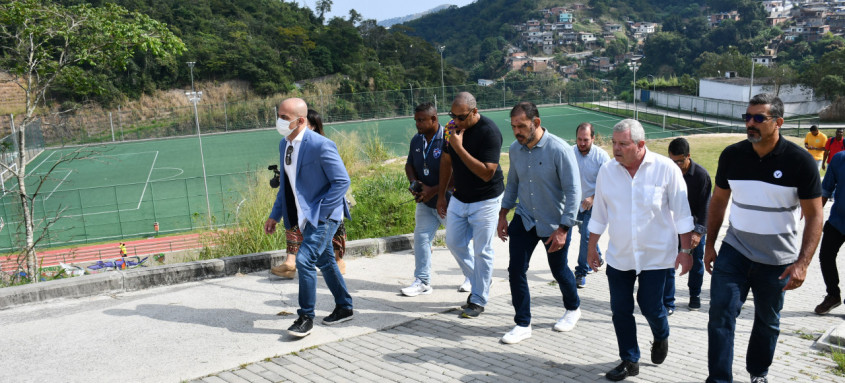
[
  {"x1": 202, "y1": 171, "x2": 286, "y2": 258},
  {"x1": 346, "y1": 173, "x2": 415, "y2": 240}
]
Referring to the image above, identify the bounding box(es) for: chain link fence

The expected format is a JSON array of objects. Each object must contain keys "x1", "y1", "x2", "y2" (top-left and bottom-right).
[{"x1": 0, "y1": 172, "x2": 252, "y2": 252}]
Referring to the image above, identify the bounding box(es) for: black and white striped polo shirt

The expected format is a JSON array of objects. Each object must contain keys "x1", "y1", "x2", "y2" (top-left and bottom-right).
[{"x1": 716, "y1": 136, "x2": 821, "y2": 265}]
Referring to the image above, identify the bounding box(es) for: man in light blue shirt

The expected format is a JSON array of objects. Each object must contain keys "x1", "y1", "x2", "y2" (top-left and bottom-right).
[
  {"x1": 497, "y1": 102, "x2": 582, "y2": 344},
  {"x1": 568, "y1": 122, "x2": 610, "y2": 288}
]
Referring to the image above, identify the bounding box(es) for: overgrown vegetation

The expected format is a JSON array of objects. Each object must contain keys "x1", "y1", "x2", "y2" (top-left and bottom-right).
[{"x1": 199, "y1": 134, "x2": 415, "y2": 259}]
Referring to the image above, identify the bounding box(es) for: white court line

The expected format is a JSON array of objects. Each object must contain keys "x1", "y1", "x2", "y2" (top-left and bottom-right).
[
  {"x1": 26, "y1": 150, "x2": 56, "y2": 176},
  {"x1": 44, "y1": 169, "x2": 73, "y2": 201},
  {"x1": 136, "y1": 151, "x2": 159, "y2": 209}
]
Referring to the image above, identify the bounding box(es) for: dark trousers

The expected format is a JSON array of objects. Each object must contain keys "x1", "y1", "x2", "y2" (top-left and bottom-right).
[
  {"x1": 507, "y1": 215, "x2": 580, "y2": 327},
  {"x1": 707, "y1": 243, "x2": 788, "y2": 382},
  {"x1": 819, "y1": 221, "x2": 844, "y2": 298},
  {"x1": 606, "y1": 265, "x2": 670, "y2": 363},
  {"x1": 664, "y1": 235, "x2": 706, "y2": 308}
]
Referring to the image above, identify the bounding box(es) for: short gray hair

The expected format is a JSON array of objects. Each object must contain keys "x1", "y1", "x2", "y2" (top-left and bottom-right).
[
  {"x1": 613, "y1": 119, "x2": 645, "y2": 143},
  {"x1": 749, "y1": 93, "x2": 784, "y2": 118}
]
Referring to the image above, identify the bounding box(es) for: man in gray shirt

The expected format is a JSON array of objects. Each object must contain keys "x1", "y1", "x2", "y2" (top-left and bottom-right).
[
  {"x1": 569, "y1": 122, "x2": 610, "y2": 288},
  {"x1": 497, "y1": 102, "x2": 582, "y2": 344}
]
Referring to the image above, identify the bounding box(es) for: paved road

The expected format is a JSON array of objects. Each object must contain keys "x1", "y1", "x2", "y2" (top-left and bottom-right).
[{"x1": 1, "y1": 208, "x2": 844, "y2": 382}]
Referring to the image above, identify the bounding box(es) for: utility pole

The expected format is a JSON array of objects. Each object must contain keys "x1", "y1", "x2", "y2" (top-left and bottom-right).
[
  {"x1": 439, "y1": 45, "x2": 446, "y2": 105},
  {"x1": 186, "y1": 62, "x2": 213, "y2": 228}
]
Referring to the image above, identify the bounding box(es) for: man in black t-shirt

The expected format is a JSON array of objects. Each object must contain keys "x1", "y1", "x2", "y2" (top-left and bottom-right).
[{"x1": 437, "y1": 92, "x2": 505, "y2": 318}]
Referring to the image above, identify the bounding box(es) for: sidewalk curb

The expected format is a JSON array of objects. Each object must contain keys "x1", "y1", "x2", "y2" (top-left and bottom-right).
[{"x1": 0, "y1": 230, "x2": 443, "y2": 310}]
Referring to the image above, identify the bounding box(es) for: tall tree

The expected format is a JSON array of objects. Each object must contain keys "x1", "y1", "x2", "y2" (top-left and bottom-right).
[
  {"x1": 0, "y1": 0, "x2": 184, "y2": 280},
  {"x1": 315, "y1": 0, "x2": 332, "y2": 24}
]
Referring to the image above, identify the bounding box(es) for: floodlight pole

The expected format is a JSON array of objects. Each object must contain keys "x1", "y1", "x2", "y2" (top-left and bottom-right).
[
  {"x1": 409, "y1": 83, "x2": 414, "y2": 109},
  {"x1": 439, "y1": 45, "x2": 446, "y2": 106},
  {"x1": 186, "y1": 62, "x2": 213, "y2": 228},
  {"x1": 628, "y1": 61, "x2": 640, "y2": 120}
]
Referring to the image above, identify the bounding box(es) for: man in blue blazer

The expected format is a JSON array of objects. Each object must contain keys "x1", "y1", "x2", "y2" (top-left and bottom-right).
[{"x1": 264, "y1": 97, "x2": 353, "y2": 338}]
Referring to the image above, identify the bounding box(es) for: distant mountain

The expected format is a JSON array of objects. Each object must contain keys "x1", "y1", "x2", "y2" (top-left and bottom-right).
[{"x1": 378, "y1": 4, "x2": 455, "y2": 27}]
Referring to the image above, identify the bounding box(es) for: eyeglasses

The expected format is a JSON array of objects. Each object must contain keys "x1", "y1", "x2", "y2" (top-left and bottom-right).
[
  {"x1": 742, "y1": 114, "x2": 777, "y2": 123},
  {"x1": 448, "y1": 110, "x2": 473, "y2": 121},
  {"x1": 285, "y1": 145, "x2": 293, "y2": 165},
  {"x1": 673, "y1": 159, "x2": 686, "y2": 165}
]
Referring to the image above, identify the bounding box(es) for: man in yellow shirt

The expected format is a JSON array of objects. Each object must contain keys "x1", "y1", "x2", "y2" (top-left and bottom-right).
[{"x1": 805, "y1": 125, "x2": 827, "y2": 169}]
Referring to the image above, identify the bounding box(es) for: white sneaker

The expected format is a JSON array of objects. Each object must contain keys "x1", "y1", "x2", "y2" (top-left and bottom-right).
[
  {"x1": 458, "y1": 277, "x2": 472, "y2": 292},
  {"x1": 553, "y1": 308, "x2": 581, "y2": 332},
  {"x1": 501, "y1": 325, "x2": 532, "y2": 344},
  {"x1": 401, "y1": 278, "x2": 432, "y2": 297}
]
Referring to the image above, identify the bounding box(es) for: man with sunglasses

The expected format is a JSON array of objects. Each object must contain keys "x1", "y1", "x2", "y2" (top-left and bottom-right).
[
  {"x1": 822, "y1": 128, "x2": 844, "y2": 171},
  {"x1": 264, "y1": 97, "x2": 353, "y2": 338},
  {"x1": 437, "y1": 91, "x2": 505, "y2": 318},
  {"x1": 664, "y1": 137, "x2": 711, "y2": 314},
  {"x1": 705, "y1": 94, "x2": 822, "y2": 383}
]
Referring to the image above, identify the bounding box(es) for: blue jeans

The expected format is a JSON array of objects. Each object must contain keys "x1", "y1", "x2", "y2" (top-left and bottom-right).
[
  {"x1": 664, "y1": 235, "x2": 706, "y2": 309},
  {"x1": 295, "y1": 219, "x2": 353, "y2": 318},
  {"x1": 568, "y1": 207, "x2": 602, "y2": 277},
  {"x1": 446, "y1": 193, "x2": 502, "y2": 306},
  {"x1": 707, "y1": 243, "x2": 788, "y2": 382},
  {"x1": 607, "y1": 266, "x2": 670, "y2": 363},
  {"x1": 508, "y1": 215, "x2": 580, "y2": 327},
  {"x1": 413, "y1": 203, "x2": 447, "y2": 285}
]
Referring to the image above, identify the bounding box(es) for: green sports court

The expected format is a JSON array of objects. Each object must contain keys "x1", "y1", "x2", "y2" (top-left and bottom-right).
[{"x1": 0, "y1": 104, "x2": 671, "y2": 251}]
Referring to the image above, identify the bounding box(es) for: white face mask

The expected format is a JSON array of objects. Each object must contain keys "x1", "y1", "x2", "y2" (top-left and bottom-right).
[{"x1": 276, "y1": 117, "x2": 294, "y2": 136}]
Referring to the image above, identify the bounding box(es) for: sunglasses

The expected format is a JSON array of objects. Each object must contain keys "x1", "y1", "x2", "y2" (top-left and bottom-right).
[
  {"x1": 285, "y1": 145, "x2": 293, "y2": 166},
  {"x1": 741, "y1": 114, "x2": 777, "y2": 123},
  {"x1": 448, "y1": 110, "x2": 473, "y2": 121}
]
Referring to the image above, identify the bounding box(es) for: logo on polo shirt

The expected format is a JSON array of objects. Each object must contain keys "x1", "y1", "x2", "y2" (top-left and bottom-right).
[
  {"x1": 434, "y1": 148, "x2": 441, "y2": 158},
  {"x1": 774, "y1": 170, "x2": 783, "y2": 179}
]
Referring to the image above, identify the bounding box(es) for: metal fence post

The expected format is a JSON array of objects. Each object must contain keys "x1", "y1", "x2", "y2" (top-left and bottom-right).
[
  {"x1": 77, "y1": 189, "x2": 88, "y2": 240},
  {"x1": 109, "y1": 112, "x2": 115, "y2": 142},
  {"x1": 150, "y1": 182, "x2": 158, "y2": 232},
  {"x1": 224, "y1": 95, "x2": 229, "y2": 132},
  {"x1": 184, "y1": 179, "x2": 193, "y2": 231},
  {"x1": 113, "y1": 187, "x2": 125, "y2": 239}
]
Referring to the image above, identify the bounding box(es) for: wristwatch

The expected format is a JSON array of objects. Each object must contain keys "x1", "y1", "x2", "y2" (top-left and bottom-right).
[
  {"x1": 679, "y1": 248, "x2": 692, "y2": 254},
  {"x1": 559, "y1": 224, "x2": 570, "y2": 232}
]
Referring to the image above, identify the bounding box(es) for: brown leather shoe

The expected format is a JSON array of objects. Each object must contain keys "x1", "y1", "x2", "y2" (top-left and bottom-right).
[{"x1": 270, "y1": 262, "x2": 296, "y2": 279}]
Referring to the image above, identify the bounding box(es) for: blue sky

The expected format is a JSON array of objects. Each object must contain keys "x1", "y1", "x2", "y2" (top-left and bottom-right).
[{"x1": 296, "y1": 0, "x2": 476, "y2": 22}]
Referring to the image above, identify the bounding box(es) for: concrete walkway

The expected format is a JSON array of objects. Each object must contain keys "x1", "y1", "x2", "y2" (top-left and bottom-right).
[{"x1": 1, "y1": 217, "x2": 844, "y2": 382}]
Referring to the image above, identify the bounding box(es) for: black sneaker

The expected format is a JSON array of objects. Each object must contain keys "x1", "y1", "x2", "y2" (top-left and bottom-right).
[
  {"x1": 460, "y1": 294, "x2": 472, "y2": 309},
  {"x1": 288, "y1": 315, "x2": 313, "y2": 338},
  {"x1": 606, "y1": 360, "x2": 639, "y2": 381},
  {"x1": 651, "y1": 338, "x2": 669, "y2": 365},
  {"x1": 666, "y1": 307, "x2": 675, "y2": 316},
  {"x1": 750, "y1": 375, "x2": 768, "y2": 383},
  {"x1": 814, "y1": 295, "x2": 842, "y2": 315},
  {"x1": 461, "y1": 302, "x2": 485, "y2": 318},
  {"x1": 689, "y1": 296, "x2": 701, "y2": 310},
  {"x1": 322, "y1": 306, "x2": 354, "y2": 325}
]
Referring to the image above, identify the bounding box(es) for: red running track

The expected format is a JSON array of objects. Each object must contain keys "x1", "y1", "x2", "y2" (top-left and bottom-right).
[{"x1": 0, "y1": 233, "x2": 206, "y2": 273}]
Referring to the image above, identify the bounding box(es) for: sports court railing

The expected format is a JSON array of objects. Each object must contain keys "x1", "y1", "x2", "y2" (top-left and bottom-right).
[
  {"x1": 3, "y1": 79, "x2": 600, "y2": 147},
  {"x1": 571, "y1": 97, "x2": 827, "y2": 139},
  {"x1": 0, "y1": 118, "x2": 46, "y2": 192},
  {"x1": 0, "y1": 172, "x2": 253, "y2": 252}
]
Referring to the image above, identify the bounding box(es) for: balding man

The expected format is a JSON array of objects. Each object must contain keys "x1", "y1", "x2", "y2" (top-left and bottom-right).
[
  {"x1": 438, "y1": 91, "x2": 505, "y2": 318},
  {"x1": 264, "y1": 98, "x2": 353, "y2": 338}
]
